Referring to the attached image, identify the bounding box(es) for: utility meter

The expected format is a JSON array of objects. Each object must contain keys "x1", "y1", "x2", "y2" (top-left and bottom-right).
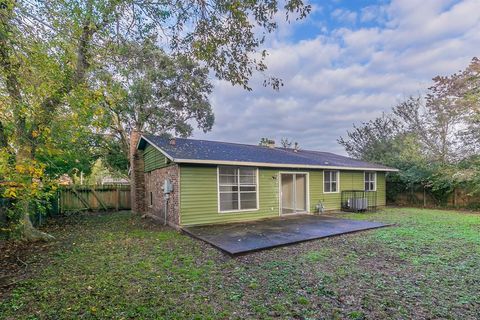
[{"x1": 163, "y1": 179, "x2": 174, "y2": 194}]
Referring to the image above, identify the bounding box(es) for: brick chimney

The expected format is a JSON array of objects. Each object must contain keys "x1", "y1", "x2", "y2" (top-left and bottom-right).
[{"x1": 130, "y1": 130, "x2": 145, "y2": 214}]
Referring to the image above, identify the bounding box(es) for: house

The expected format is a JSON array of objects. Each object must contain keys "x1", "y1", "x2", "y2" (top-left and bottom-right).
[{"x1": 134, "y1": 134, "x2": 398, "y2": 228}]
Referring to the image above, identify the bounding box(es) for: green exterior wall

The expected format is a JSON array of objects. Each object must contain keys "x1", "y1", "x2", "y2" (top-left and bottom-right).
[
  {"x1": 179, "y1": 165, "x2": 387, "y2": 226},
  {"x1": 309, "y1": 171, "x2": 386, "y2": 210},
  {"x1": 377, "y1": 172, "x2": 386, "y2": 206},
  {"x1": 179, "y1": 166, "x2": 279, "y2": 226},
  {"x1": 143, "y1": 145, "x2": 169, "y2": 172}
]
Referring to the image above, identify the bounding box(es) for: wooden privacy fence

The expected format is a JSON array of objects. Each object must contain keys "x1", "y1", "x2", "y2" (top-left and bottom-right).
[
  {"x1": 59, "y1": 185, "x2": 131, "y2": 213},
  {"x1": 387, "y1": 182, "x2": 480, "y2": 209}
]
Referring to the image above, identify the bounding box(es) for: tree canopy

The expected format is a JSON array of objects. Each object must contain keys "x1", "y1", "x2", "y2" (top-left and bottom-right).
[
  {"x1": 0, "y1": 0, "x2": 311, "y2": 241},
  {"x1": 339, "y1": 57, "x2": 480, "y2": 203},
  {"x1": 97, "y1": 37, "x2": 215, "y2": 169}
]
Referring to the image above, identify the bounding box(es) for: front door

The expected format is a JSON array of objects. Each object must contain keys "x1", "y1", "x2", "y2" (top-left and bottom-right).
[{"x1": 281, "y1": 173, "x2": 307, "y2": 214}]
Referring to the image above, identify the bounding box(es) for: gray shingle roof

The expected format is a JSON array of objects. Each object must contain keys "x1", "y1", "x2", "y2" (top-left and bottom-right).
[{"x1": 139, "y1": 135, "x2": 397, "y2": 171}]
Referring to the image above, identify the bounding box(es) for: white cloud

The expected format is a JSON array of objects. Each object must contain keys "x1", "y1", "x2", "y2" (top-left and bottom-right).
[
  {"x1": 332, "y1": 8, "x2": 358, "y2": 24},
  {"x1": 193, "y1": 0, "x2": 480, "y2": 155},
  {"x1": 360, "y1": 5, "x2": 388, "y2": 23}
]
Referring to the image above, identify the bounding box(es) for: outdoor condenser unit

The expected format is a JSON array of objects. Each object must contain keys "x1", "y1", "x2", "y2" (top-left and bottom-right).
[
  {"x1": 348, "y1": 198, "x2": 368, "y2": 211},
  {"x1": 341, "y1": 190, "x2": 377, "y2": 212}
]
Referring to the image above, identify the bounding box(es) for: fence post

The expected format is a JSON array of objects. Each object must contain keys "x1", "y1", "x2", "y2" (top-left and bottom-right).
[
  {"x1": 453, "y1": 188, "x2": 457, "y2": 207},
  {"x1": 59, "y1": 189, "x2": 62, "y2": 214},
  {"x1": 115, "y1": 186, "x2": 120, "y2": 211},
  {"x1": 423, "y1": 186, "x2": 426, "y2": 208}
]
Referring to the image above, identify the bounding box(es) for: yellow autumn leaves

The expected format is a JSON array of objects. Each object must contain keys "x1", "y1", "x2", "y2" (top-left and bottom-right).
[{"x1": 1, "y1": 156, "x2": 57, "y2": 199}]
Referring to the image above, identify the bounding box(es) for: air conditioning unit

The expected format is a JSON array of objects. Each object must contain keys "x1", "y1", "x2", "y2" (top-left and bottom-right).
[{"x1": 348, "y1": 198, "x2": 368, "y2": 211}]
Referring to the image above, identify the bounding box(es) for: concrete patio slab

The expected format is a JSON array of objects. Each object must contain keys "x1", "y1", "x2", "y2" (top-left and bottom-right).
[{"x1": 182, "y1": 214, "x2": 391, "y2": 255}]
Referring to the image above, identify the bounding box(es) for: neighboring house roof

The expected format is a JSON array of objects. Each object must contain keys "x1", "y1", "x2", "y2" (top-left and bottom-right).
[
  {"x1": 138, "y1": 135, "x2": 398, "y2": 172},
  {"x1": 101, "y1": 177, "x2": 130, "y2": 185}
]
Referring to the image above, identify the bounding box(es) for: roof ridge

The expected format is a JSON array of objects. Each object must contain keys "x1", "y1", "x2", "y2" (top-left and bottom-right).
[
  {"x1": 147, "y1": 135, "x2": 276, "y2": 149},
  {"x1": 147, "y1": 134, "x2": 328, "y2": 153}
]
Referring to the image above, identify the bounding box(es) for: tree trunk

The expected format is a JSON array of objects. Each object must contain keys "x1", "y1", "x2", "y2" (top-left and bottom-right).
[
  {"x1": 0, "y1": 121, "x2": 8, "y2": 148},
  {"x1": 16, "y1": 199, "x2": 54, "y2": 242},
  {"x1": 0, "y1": 1, "x2": 95, "y2": 242},
  {"x1": 0, "y1": 2, "x2": 53, "y2": 241}
]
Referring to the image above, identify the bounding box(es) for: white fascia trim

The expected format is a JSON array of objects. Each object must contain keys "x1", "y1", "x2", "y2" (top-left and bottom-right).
[
  {"x1": 139, "y1": 136, "x2": 175, "y2": 161},
  {"x1": 173, "y1": 158, "x2": 399, "y2": 172}
]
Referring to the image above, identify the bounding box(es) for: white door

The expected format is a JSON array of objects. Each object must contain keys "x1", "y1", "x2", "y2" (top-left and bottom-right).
[{"x1": 281, "y1": 173, "x2": 307, "y2": 214}]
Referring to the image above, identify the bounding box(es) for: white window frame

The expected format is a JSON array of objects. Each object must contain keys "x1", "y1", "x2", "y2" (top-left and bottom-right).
[
  {"x1": 364, "y1": 171, "x2": 377, "y2": 191},
  {"x1": 323, "y1": 170, "x2": 340, "y2": 194},
  {"x1": 217, "y1": 166, "x2": 259, "y2": 213}
]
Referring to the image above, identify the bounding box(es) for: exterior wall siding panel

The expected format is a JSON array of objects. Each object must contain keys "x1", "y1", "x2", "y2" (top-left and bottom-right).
[
  {"x1": 144, "y1": 144, "x2": 168, "y2": 172},
  {"x1": 377, "y1": 172, "x2": 386, "y2": 206},
  {"x1": 180, "y1": 165, "x2": 279, "y2": 226},
  {"x1": 179, "y1": 165, "x2": 387, "y2": 226}
]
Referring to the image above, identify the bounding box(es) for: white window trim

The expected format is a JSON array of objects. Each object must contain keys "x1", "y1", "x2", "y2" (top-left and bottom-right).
[
  {"x1": 364, "y1": 171, "x2": 377, "y2": 192},
  {"x1": 323, "y1": 170, "x2": 340, "y2": 194},
  {"x1": 278, "y1": 172, "x2": 311, "y2": 216},
  {"x1": 217, "y1": 166, "x2": 260, "y2": 214}
]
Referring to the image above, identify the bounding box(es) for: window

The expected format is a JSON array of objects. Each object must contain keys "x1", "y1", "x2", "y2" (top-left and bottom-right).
[
  {"x1": 365, "y1": 172, "x2": 376, "y2": 191},
  {"x1": 324, "y1": 170, "x2": 339, "y2": 193},
  {"x1": 218, "y1": 166, "x2": 258, "y2": 212},
  {"x1": 149, "y1": 192, "x2": 153, "y2": 206}
]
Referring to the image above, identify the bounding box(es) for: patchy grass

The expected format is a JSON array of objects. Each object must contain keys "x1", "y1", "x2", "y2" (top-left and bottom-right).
[{"x1": 1, "y1": 208, "x2": 479, "y2": 319}]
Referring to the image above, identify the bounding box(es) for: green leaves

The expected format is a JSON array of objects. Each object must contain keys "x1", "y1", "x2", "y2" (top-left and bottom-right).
[
  {"x1": 340, "y1": 57, "x2": 480, "y2": 204},
  {"x1": 97, "y1": 37, "x2": 214, "y2": 160}
]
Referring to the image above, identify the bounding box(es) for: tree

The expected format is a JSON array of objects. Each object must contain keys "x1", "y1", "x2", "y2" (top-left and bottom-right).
[
  {"x1": 455, "y1": 57, "x2": 480, "y2": 154},
  {"x1": 39, "y1": 0, "x2": 311, "y2": 90},
  {"x1": 339, "y1": 57, "x2": 480, "y2": 204},
  {"x1": 98, "y1": 38, "x2": 214, "y2": 164},
  {"x1": 1, "y1": 0, "x2": 311, "y2": 241},
  {"x1": 0, "y1": 0, "x2": 94, "y2": 241},
  {"x1": 338, "y1": 113, "x2": 402, "y2": 163},
  {"x1": 259, "y1": 137, "x2": 275, "y2": 147},
  {"x1": 280, "y1": 138, "x2": 293, "y2": 149}
]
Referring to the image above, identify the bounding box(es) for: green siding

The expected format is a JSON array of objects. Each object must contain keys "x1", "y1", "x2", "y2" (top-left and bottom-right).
[
  {"x1": 309, "y1": 171, "x2": 380, "y2": 211},
  {"x1": 179, "y1": 165, "x2": 388, "y2": 226},
  {"x1": 377, "y1": 172, "x2": 386, "y2": 206},
  {"x1": 143, "y1": 144, "x2": 168, "y2": 172},
  {"x1": 180, "y1": 166, "x2": 279, "y2": 226}
]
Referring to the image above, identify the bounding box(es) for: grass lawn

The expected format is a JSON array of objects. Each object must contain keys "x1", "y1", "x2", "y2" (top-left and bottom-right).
[{"x1": 0, "y1": 208, "x2": 479, "y2": 319}]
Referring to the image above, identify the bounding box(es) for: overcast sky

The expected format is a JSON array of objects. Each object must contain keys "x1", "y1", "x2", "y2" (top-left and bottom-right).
[{"x1": 192, "y1": 0, "x2": 480, "y2": 155}]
